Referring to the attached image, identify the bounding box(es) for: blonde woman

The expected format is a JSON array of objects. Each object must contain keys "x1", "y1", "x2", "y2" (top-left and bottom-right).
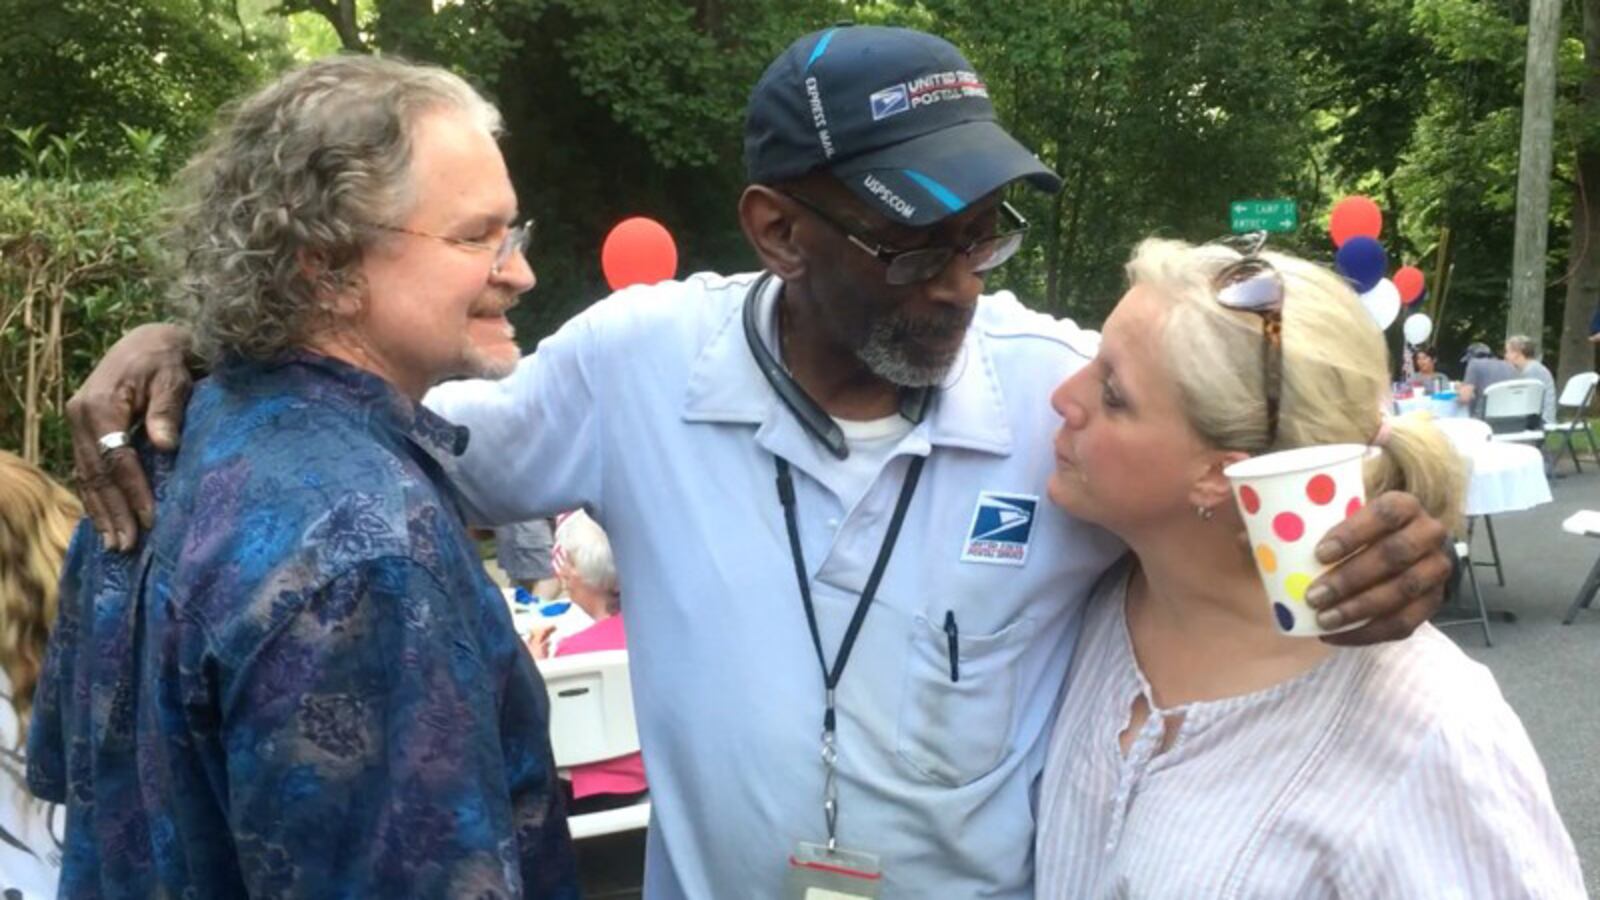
[
  {"x1": 1036, "y1": 239, "x2": 1582, "y2": 896},
  {"x1": 0, "y1": 451, "x2": 79, "y2": 897}
]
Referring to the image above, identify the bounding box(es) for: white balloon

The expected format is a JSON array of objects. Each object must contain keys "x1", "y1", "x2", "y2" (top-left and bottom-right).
[
  {"x1": 1359, "y1": 278, "x2": 1401, "y2": 330},
  {"x1": 1403, "y1": 313, "x2": 1433, "y2": 346}
]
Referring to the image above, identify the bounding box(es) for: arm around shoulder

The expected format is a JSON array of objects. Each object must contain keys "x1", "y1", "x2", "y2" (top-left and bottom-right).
[{"x1": 423, "y1": 311, "x2": 605, "y2": 526}]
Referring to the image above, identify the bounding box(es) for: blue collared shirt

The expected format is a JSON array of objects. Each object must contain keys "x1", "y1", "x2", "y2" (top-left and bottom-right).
[
  {"x1": 425, "y1": 272, "x2": 1128, "y2": 899},
  {"x1": 29, "y1": 352, "x2": 577, "y2": 899}
]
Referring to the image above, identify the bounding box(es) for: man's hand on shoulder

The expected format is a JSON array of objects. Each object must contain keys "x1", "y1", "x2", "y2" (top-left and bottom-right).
[
  {"x1": 1301, "y1": 491, "x2": 1451, "y2": 646},
  {"x1": 68, "y1": 323, "x2": 195, "y2": 551}
]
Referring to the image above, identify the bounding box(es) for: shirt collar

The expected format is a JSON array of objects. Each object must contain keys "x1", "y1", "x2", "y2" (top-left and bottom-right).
[
  {"x1": 219, "y1": 349, "x2": 470, "y2": 458},
  {"x1": 680, "y1": 274, "x2": 1014, "y2": 456}
]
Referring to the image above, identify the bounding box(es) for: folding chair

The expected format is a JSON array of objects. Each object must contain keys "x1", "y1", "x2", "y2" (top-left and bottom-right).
[
  {"x1": 1435, "y1": 539, "x2": 1492, "y2": 645},
  {"x1": 1545, "y1": 372, "x2": 1600, "y2": 473},
  {"x1": 537, "y1": 650, "x2": 651, "y2": 839},
  {"x1": 1465, "y1": 515, "x2": 1505, "y2": 588},
  {"x1": 1482, "y1": 378, "x2": 1547, "y2": 446},
  {"x1": 1562, "y1": 511, "x2": 1600, "y2": 625}
]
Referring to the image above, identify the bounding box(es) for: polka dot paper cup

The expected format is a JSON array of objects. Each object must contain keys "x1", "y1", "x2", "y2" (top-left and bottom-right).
[{"x1": 1224, "y1": 444, "x2": 1373, "y2": 637}]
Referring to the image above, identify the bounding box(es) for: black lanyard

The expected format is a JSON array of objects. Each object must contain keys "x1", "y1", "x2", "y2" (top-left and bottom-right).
[
  {"x1": 776, "y1": 454, "x2": 926, "y2": 719},
  {"x1": 775, "y1": 452, "x2": 925, "y2": 846}
]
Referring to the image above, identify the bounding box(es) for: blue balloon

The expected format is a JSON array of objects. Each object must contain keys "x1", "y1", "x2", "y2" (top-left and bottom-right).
[{"x1": 1335, "y1": 237, "x2": 1387, "y2": 293}]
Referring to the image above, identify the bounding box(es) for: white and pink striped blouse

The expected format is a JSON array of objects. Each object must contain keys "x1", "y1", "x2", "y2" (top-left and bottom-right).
[{"x1": 1037, "y1": 562, "x2": 1585, "y2": 898}]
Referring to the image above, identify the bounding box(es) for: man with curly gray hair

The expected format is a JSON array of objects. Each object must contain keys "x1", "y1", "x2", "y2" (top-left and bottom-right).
[
  {"x1": 169, "y1": 54, "x2": 527, "y2": 388},
  {"x1": 28, "y1": 55, "x2": 578, "y2": 899}
]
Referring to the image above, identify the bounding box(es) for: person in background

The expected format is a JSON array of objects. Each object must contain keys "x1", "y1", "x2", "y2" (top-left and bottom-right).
[
  {"x1": 1455, "y1": 341, "x2": 1517, "y2": 417},
  {"x1": 497, "y1": 517, "x2": 564, "y2": 598},
  {"x1": 1408, "y1": 346, "x2": 1450, "y2": 395},
  {"x1": 27, "y1": 56, "x2": 576, "y2": 898},
  {"x1": 0, "y1": 451, "x2": 78, "y2": 898},
  {"x1": 1504, "y1": 334, "x2": 1557, "y2": 425},
  {"x1": 527, "y1": 511, "x2": 648, "y2": 814},
  {"x1": 1037, "y1": 238, "x2": 1582, "y2": 896},
  {"x1": 526, "y1": 511, "x2": 616, "y2": 659}
]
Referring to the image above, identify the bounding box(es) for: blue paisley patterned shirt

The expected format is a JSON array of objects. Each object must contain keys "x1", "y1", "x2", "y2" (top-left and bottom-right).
[{"x1": 28, "y1": 352, "x2": 578, "y2": 899}]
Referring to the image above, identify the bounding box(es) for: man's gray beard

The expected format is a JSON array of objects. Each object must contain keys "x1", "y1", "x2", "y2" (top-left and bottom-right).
[
  {"x1": 855, "y1": 318, "x2": 962, "y2": 388},
  {"x1": 463, "y1": 345, "x2": 519, "y2": 381}
]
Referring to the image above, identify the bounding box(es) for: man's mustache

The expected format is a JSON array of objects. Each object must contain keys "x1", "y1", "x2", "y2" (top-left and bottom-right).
[{"x1": 887, "y1": 308, "x2": 972, "y2": 339}]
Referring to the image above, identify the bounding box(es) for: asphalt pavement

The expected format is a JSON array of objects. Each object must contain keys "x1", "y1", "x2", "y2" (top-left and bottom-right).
[{"x1": 1452, "y1": 458, "x2": 1600, "y2": 895}]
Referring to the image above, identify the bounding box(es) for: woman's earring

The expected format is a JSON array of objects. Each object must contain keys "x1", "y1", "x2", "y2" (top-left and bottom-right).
[{"x1": 1195, "y1": 505, "x2": 1214, "y2": 521}]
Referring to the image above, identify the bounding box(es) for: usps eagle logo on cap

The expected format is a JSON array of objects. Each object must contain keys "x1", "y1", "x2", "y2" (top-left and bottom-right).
[
  {"x1": 869, "y1": 84, "x2": 911, "y2": 121},
  {"x1": 961, "y1": 492, "x2": 1038, "y2": 566}
]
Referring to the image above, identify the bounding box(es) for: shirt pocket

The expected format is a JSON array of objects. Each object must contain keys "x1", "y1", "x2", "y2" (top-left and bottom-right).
[{"x1": 895, "y1": 613, "x2": 1034, "y2": 787}]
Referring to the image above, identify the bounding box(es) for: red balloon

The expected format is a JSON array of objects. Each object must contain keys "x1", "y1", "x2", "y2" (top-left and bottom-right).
[
  {"x1": 1328, "y1": 196, "x2": 1383, "y2": 247},
  {"x1": 1393, "y1": 265, "x2": 1426, "y2": 304},
  {"x1": 601, "y1": 217, "x2": 678, "y2": 290}
]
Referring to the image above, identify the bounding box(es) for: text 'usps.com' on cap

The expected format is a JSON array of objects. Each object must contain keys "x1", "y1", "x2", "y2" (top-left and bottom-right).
[{"x1": 744, "y1": 24, "x2": 1062, "y2": 227}]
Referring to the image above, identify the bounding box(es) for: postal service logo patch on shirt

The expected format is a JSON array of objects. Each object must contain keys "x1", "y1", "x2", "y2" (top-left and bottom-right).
[{"x1": 961, "y1": 491, "x2": 1038, "y2": 566}]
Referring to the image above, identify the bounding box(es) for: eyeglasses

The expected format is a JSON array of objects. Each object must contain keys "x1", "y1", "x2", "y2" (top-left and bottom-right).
[
  {"x1": 781, "y1": 191, "x2": 1029, "y2": 286},
  {"x1": 372, "y1": 218, "x2": 535, "y2": 277},
  {"x1": 1212, "y1": 231, "x2": 1286, "y2": 449}
]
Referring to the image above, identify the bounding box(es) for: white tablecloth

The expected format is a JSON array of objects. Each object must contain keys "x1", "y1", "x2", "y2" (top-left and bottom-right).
[
  {"x1": 1395, "y1": 394, "x2": 1468, "y2": 419},
  {"x1": 1465, "y1": 441, "x2": 1551, "y2": 516}
]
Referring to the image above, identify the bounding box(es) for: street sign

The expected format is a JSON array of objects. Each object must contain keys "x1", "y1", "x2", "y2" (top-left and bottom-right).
[{"x1": 1229, "y1": 198, "x2": 1298, "y2": 234}]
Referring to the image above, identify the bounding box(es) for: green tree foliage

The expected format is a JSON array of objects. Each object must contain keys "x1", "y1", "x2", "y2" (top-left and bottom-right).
[
  {"x1": 285, "y1": 0, "x2": 841, "y2": 339},
  {"x1": 1555, "y1": 0, "x2": 1600, "y2": 385},
  {"x1": 0, "y1": 0, "x2": 291, "y2": 177},
  {"x1": 1367, "y1": 0, "x2": 1589, "y2": 371},
  {"x1": 6, "y1": 0, "x2": 1600, "y2": 474},
  {"x1": 926, "y1": 0, "x2": 1325, "y2": 320},
  {"x1": 0, "y1": 163, "x2": 165, "y2": 474}
]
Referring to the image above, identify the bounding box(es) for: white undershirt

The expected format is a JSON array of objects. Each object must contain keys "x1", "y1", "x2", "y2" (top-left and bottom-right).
[
  {"x1": 760, "y1": 282, "x2": 916, "y2": 511},
  {"x1": 830, "y1": 414, "x2": 914, "y2": 511}
]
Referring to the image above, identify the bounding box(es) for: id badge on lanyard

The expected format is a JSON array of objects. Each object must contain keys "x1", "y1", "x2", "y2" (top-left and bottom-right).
[
  {"x1": 786, "y1": 842, "x2": 883, "y2": 899},
  {"x1": 772, "y1": 454, "x2": 926, "y2": 900}
]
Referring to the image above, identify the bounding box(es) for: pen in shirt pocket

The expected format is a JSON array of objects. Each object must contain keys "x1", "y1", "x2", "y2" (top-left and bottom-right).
[{"x1": 944, "y1": 610, "x2": 960, "y2": 683}]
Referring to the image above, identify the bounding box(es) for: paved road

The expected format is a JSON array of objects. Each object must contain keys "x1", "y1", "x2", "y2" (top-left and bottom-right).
[
  {"x1": 574, "y1": 459, "x2": 1600, "y2": 897},
  {"x1": 1454, "y1": 462, "x2": 1600, "y2": 895}
]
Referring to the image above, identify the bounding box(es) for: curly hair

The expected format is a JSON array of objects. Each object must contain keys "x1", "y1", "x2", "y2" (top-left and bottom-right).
[
  {"x1": 167, "y1": 55, "x2": 503, "y2": 365},
  {"x1": 0, "y1": 451, "x2": 82, "y2": 745}
]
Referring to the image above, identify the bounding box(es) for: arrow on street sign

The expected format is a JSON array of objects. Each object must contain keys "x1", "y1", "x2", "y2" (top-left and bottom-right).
[{"x1": 1229, "y1": 198, "x2": 1298, "y2": 234}]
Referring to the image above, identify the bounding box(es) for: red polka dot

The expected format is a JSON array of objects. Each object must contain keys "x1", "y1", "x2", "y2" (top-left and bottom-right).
[
  {"x1": 1273, "y1": 512, "x2": 1305, "y2": 541},
  {"x1": 1306, "y1": 474, "x2": 1336, "y2": 505},
  {"x1": 1239, "y1": 485, "x2": 1261, "y2": 515},
  {"x1": 1346, "y1": 497, "x2": 1363, "y2": 519}
]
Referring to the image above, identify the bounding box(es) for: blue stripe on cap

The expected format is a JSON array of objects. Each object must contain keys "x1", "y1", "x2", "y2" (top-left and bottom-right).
[
  {"x1": 903, "y1": 170, "x2": 967, "y2": 213},
  {"x1": 805, "y1": 29, "x2": 837, "y2": 70}
]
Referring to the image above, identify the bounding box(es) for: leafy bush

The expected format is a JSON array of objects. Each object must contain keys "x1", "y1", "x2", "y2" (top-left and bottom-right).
[{"x1": 0, "y1": 171, "x2": 166, "y2": 477}]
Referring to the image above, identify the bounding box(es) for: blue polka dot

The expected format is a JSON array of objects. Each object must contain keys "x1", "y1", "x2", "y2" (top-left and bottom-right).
[{"x1": 1273, "y1": 602, "x2": 1295, "y2": 632}]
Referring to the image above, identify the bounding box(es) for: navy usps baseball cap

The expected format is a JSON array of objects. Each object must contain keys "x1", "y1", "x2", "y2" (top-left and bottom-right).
[{"x1": 744, "y1": 24, "x2": 1062, "y2": 227}]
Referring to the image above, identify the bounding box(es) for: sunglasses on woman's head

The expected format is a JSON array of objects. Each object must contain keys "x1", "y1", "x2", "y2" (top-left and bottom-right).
[{"x1": 1210, "y1": 232, "x2": 1285, "y2": 449}]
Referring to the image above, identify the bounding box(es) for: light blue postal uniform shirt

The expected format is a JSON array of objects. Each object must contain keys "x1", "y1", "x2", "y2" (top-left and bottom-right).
[{"x1": 425, "y1": 271, "x2": 1126, "y2": 898}]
